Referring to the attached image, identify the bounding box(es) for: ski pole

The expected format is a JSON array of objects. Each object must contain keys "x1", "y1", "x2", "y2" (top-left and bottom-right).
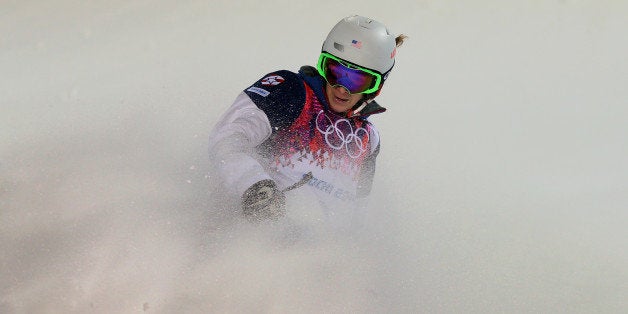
[{"x1": 282, "y1": 172, "x2": 313, "y2": 192}]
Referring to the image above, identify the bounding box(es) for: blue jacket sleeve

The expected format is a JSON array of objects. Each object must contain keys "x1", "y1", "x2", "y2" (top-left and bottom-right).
[{"x1": 243, "y1": 70, "x2": 306, "y2": 133}]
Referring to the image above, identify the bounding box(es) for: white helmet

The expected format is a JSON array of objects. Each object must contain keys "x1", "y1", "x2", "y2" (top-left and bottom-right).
[{"x1": 322, "y1": 15, "x2": 397, "y2": 75}]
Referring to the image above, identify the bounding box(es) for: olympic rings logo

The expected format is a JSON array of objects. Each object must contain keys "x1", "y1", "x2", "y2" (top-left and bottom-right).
[{"x1": 315, "y1": 110, "x2": 369, "y2": 159}]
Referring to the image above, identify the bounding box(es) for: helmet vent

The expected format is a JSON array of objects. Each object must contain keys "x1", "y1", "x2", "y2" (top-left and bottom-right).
[{"x1": 333, "y1": 42, "x2": 344, "y2": 52}]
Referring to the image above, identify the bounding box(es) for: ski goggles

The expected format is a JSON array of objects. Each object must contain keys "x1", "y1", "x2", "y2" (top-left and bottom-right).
[{"x1": 316, "y1": 52, "x2": 383, "y2": 94}]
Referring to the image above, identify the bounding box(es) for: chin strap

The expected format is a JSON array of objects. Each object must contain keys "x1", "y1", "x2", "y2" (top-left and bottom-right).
[
  {"x1": 347, "y1": 99, "x2": 387, "y2": 118},
  {"x1": 347, "y1": 101, "x2": 368, "y2": 118}
]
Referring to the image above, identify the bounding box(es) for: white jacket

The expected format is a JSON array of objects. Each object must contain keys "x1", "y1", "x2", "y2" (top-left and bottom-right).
[{"x1": 208, "y1": 68, "x2": 382, "y2": 227}]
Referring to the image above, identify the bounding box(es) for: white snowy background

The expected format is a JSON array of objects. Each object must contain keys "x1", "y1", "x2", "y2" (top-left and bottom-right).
[{"x1": 1, "y1": 0, "x2": 627, "y2": 313}]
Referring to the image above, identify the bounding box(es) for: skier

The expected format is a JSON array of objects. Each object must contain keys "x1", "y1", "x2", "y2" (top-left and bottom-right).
[{"x1": 208, "y1": 15, "x2": 406, "y2": 226}]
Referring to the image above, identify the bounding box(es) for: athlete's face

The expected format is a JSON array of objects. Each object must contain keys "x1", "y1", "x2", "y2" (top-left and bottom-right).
[{"x1": 325, "y1": 83, "x2": 364, "y2": 114}]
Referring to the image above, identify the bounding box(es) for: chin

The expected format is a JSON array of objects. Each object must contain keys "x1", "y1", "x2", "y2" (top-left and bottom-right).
[{"x1": 330, "y1": 103, "x2": 350, "y2": 113}]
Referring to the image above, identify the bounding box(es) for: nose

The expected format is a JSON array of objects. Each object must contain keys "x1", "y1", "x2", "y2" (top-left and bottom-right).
[{"x1": 333, "y1": 84, "x2": 351, "y2": 95}]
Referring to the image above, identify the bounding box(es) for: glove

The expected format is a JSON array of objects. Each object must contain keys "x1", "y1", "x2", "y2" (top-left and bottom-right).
[{"x1": 242, "y1": 180, "x2": 286, "y2": 222}]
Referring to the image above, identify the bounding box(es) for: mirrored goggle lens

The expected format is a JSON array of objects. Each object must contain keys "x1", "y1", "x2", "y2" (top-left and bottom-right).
[{"x1": 323, "y1": 58, "x2": 377, "y2": 94}]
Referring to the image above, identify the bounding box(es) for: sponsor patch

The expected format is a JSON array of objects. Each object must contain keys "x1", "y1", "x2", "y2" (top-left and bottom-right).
[
  {"x1": 247, "y1": 86, "x2": 270, "y2": 97},
  {"x1": 261, "y1": 75, "x2": 285, "y2": 86}
]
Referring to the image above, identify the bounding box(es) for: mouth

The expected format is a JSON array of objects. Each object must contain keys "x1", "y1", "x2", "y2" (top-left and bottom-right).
[{"x1": 334, "y1": 95, "x2": 350, "y2": 103}]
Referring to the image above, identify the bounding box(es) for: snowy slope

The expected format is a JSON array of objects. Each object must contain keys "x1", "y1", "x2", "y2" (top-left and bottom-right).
[{"x1": 1, "y1": 1, "x2": 627, "y2": 313}]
